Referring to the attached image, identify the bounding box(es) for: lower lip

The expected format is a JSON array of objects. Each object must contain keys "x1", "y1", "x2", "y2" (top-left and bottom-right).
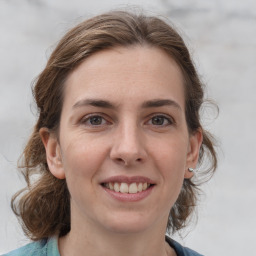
[{"x1": 102, "y1": 185, "x2": 154, "y2": 202}]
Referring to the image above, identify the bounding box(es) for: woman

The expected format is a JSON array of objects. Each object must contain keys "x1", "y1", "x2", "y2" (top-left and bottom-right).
[{"x1": 4, "y1": 10, "x2": 217, "y2": 256}]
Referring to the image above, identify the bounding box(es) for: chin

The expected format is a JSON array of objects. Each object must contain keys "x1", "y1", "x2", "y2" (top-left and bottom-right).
[
  {"x1": 106, "y1": 222, "x2": 150, "y2": 234},
  {"x1": 100, "y1": 212, "x2": 160, "y2": 234}
]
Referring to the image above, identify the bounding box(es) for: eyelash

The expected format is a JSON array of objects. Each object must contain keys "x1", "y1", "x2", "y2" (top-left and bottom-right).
[
  {"x1": 146, "y1": 114, "x2": 174, "y2": 127},
  {"x1": 80, "y1": 114, "x2": 109, "y2": 126},
  {"x1": 80, "y1": 113, "x2": 174, "y2": 128}
]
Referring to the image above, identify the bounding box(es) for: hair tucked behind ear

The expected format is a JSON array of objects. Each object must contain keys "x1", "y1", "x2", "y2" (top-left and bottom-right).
[
  {"x1": 12, "y1": 127, "x2": 71, "y2": 239},
  {"x1": 11, "y1": 10, "x2": 217, "y2": 240}
]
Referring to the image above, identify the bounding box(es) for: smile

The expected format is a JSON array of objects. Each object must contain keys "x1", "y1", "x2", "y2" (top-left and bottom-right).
[
  {"x1": 102, "y1": 182, "x2": 152, "y2": 194},
  {"x1": 100, "y1": 176, "x2": 155, "y2": 201}
]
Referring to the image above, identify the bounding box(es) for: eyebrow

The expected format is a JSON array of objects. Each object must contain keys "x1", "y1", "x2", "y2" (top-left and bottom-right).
[
  {"x1": 72, "y1": 98, "x2": 181, "y2": 110},
  {"x1": 141, "y1": 99, "x2": 181, "y2": 110},
  {"x1": 72, "y1": 99, "x2": 116, "y2": 109}
]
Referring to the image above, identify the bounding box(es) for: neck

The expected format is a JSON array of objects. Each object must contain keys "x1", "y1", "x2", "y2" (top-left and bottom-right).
[
  {"x1": 59, "y1": 230, "x2": 172, "y2": 256},
  {"x1": 58, "y1": 207, "x2": 175, "y2": 256}
]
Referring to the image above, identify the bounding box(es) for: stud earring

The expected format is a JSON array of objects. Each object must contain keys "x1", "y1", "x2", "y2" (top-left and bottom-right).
[{"x1": 188, "y1": 167, "x2": 194, "y2": 172}]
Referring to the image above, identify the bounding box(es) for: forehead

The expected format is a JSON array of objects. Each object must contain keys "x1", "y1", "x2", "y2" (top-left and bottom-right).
[{"x1": 63, "y1": 45, "x2": 185, "y2": 110}]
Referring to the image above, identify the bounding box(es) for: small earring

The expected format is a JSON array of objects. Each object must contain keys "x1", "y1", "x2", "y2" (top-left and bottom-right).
[{"x1": 188, "y1": 167, "x2": 194, "y2": 172}]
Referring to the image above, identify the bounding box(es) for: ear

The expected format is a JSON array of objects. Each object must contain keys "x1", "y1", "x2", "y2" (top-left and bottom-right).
[
  {"x1": 39, "y1": 128, "x2": 65, "y2": 179},
  {"x1": 184, "y1": 129, "x2": 203, "y2": 179}
]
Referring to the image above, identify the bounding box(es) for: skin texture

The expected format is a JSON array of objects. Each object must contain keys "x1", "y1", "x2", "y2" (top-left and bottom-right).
[{"x1": 40, "y1": 46, "x2": 202, "y2": 256}]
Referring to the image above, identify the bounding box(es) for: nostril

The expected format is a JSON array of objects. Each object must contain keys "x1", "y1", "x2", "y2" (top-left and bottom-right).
[
  {"x1": 115, "y1": 157, "x2": 140, "y2": 166},
  {"x1": 112, "y1": 154, "x2": 145, "y2": 166},
  {"x1": 116, "y1": 158, "x2": 125, "y2": 163}
]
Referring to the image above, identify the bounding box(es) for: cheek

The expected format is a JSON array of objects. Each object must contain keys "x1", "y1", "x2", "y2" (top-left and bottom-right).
[
  {"x1": 60, "y1": 138, "x2": 107, "y2": 210},
  {"x1": 61, "y1": 138, "x2": 107, "y2": 183},
  {"x1": 151, "y1": 136, "x2": 188, "y2": 173},
  {"x1": 150, "y1": 137, "x2": 188, "y2": 198}
]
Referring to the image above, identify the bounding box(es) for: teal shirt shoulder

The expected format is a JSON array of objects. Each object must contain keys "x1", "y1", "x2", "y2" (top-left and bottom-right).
[
  {"x1": 2, "y1": 237, "x2": 60, "y2": 256},
  {"x1": 166, "y1": 236, "x2": 204, "y2": 256},
  {"x1": 2, "y1": 236, "x2": 203, "y2": 256}
]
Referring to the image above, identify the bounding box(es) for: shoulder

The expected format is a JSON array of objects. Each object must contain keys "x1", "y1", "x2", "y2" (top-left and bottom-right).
[
  {"x1": 2, "y1": 237, "x2": 59, "y2": 256},
  {"x1": 166, "y1": 236, "x2": 204, "y2": 256},
  {"x1": 2, "y1": 240, "x2": 48, "y2": 256}
]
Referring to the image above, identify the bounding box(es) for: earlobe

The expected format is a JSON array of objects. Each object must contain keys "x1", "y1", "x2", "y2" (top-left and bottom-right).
[
  {"x1": 39, "y1": 128, "x2": 66, "y2": 179},
  {"x1": 184, "y1": 129, "x2": 203, "y2": 179}
]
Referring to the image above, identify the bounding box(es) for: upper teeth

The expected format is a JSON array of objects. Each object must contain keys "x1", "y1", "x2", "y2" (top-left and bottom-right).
[{"x1": 104, "y1": 182, "x2": 150, "y2": 194}]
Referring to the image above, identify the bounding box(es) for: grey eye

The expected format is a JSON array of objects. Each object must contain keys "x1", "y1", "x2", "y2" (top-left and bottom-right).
[
  {"x1": 89, "y1": 116, "x2": 103, "y2": 125},
  {"x1": 151, "y1": 116, "x2": 171, "y2": 125}
]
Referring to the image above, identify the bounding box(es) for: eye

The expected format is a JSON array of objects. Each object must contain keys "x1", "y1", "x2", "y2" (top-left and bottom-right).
[
  {"x1": 148, "y1": 115, "x2": 173, "y2": 126},
  {"x1": 81, "y1": 115, "x2": 108, "y2": 126}
]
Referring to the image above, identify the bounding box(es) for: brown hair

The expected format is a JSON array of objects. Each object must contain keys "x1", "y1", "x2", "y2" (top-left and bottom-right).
[{"x1": 11, "y1": 10, "x2": 217, "y2": 240}]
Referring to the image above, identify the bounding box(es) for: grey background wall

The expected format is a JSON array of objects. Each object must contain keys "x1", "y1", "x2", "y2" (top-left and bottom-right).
[{"x1": 0, "y1": 0, "x2": 255, "y2": 255}]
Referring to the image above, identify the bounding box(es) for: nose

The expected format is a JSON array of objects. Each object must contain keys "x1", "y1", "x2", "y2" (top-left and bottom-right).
[{"x1": 110, "y1": 122, "x2": 147, "y2": 166}]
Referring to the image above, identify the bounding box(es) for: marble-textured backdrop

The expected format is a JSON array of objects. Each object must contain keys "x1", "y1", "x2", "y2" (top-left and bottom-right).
[{"x1": 0, "y1": 0, "x2": 255, "y2": 255}]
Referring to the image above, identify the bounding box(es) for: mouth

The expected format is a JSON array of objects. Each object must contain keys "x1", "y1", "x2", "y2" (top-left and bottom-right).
[
  {"x1": 100, "y1": 176, "x2": 156, "y2": 198},
  {"x1": 101, "y1": 182, "x2": 154, "y2": 194}
]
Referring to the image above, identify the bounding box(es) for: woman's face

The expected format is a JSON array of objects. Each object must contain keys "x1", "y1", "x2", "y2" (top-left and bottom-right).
[{"x1": 43, "y1": 46, "x2": 201, "y2": 234}]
